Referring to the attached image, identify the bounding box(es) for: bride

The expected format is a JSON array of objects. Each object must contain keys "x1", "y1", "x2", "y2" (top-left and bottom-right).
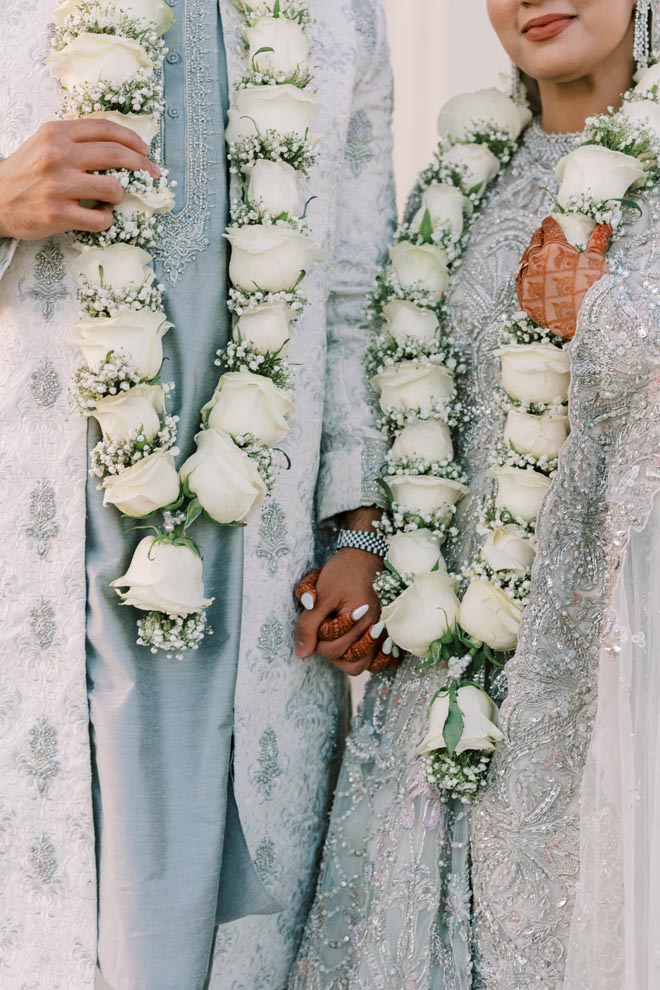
[{"x1": 292, "y1": 1, "x2": 660, "y2": 987}]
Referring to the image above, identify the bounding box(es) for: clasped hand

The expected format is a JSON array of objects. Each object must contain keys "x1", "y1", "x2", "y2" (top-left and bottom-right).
[{"x1": 0, "y1": 119, "x2": 159, "y2": 241}]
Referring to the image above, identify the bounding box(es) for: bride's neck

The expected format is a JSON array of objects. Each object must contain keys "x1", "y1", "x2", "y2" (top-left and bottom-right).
[{"x1": 537, "y1": 30, "x2": 635, "y2": 134}]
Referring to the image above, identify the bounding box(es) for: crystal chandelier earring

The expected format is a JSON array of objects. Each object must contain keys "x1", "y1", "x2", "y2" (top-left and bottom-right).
[
  {"x1": 635, "y1": 0, "x2": 652, "y2": 68},
  {"x1": 510, "y1": 62, "x2": 523, "y2": 103}
]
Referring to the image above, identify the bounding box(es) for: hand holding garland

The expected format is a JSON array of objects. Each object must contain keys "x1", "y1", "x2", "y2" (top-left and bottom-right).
[{"x1": 46, "y1": 0, "x2": 321, "y2": 657}]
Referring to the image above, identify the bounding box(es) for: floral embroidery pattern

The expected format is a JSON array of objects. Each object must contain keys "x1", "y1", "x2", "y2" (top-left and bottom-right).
[
  {"x1": 256, "y1": 502, "x2": 292, "y2": 576},
  {"x1": 346, "y1": 110, "x2": 374, "y2": 177},
  {"x1": 19, "y1": 239, "x2": 70, "y2": 320}
]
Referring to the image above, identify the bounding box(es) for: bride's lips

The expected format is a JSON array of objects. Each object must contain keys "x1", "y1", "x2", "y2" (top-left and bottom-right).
[{"x1": 522, "y1": 13, "x2": 576, "y2": 42}]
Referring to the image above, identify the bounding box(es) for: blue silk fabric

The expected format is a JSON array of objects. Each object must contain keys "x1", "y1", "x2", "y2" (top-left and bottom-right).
[{"x1": 86, "y1": 4, "x2": 280, "y2": 988}]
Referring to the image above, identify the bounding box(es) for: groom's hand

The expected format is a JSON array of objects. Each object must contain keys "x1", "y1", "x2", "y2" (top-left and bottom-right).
[
  {"x1": 0, "y1": 120, "x2": 159, "y2": 241},
  {"x1": 294, "y1": 547, "x2": 385, "y2": 676}
]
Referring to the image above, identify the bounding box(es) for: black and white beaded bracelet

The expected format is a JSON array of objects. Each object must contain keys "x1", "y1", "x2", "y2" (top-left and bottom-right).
[{"x1": 336, "y1": 528, "x2": 389, "y2": 558}]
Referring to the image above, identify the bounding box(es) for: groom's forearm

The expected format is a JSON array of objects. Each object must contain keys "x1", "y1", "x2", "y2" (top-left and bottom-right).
[{"x1": 341, "y1": 505, "x2": 382, "y2": 532}]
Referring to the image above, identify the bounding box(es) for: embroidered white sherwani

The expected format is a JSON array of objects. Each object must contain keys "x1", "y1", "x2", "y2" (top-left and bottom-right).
[{"x1": 0, "y1": 1, "x2": 395, "y2": 987}]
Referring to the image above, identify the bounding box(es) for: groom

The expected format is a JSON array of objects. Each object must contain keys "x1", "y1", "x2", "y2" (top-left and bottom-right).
[{"x1": 0, "y1": 1, "x2": 395, "y2": 988}]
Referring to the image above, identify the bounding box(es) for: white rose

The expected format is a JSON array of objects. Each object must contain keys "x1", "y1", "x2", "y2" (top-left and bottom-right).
[
  {"x1": 386, "y1": 474, "x2": 468, "y2": 515},
  {"x1": 103, "y1": 448, "x2": 180, "y2": 518},
  {"x1": 180, "y1": 429, "x2": 266, "y2": 524},
  {"x1": 437, "y1": 88, "x2": 531, "y2": 143},
  {"x1": 492, "y1": 465, "x2": 552, "y2": 523},
  {"x1": 69, "y1": 309, "x2": 171, "y2": 379},
  {"x1": 226, "y1": 225, "x2": 321, "y2": 293},
  {"x1": 382, "y1": 299, "x2": 439, "y2": 346},
  {"x1": 504, "y1": 410, "x2": 569, "y2": 460},
  {"x1": 75, "y1": 244, "x2": 155, "y2": 289},
  {"x1": 550, "y1": 210, "x2": 596, "y2": 249},
  {"x1": 92, "y1": 383, "x2": 165, "y2": 441},
  {"x1": 633, "y1": 61, "x2": 660, "y2": 94},
  {"x1": 459, "y1": 579, "x2": 524, "y2": 651},
  {"x1": 556, "y1": 145, "x2": 646, "y2": 206},
  {"x1": 417, "y1": 685, "x2": 504, "y2": 756},
  {"x1": 389, "y1": 242, "x2": 449, "y2": 303},
  {"x1": 480, "y1": 527, "x2": 536, "y2": 572},
  {"x1": 371, "y1": 361, "x2": 455, "y2": 416},
  {"x1": 621, "y1": 98, "x2": 660, "y2": 140},
  {"x1": 411, "y1": 184, "x2": 470, "y2": 237},
  {"x1": 391, "y1": 418, "x2": 454, "y2": 463},
  {"x1": 78, "y1": 110, "x2": 160, "y2": 145},
  {"x1": 441, "y1": 142, "x2": 501, "y2": 190},
  {"x1": 46, "y1": 34, "x2": 153, "y2": 91},
  {"x1": 111, "y1": 537, "x2": 213, "y2": 618},
  {"x1": 386, "y1": 529, "x2": 445, "y2": 576},
  {"x1": 245, "y1": 15, "x2": 309, "y2": 74},
  {"x1": 204, "y1": 371, "x2": 293, "y2": 445},
  {"x1": 234, "y1": 301, "x2": 292, "y2": 354},
  {"x1": 382, "y1": 571, "x2": 460, "y2": 658},
  {"x1": 225, "y1": 84, "x2": 316, "y2": 143},
  {"x1": 54, "y1": 0, "x2": 174, "y2": 33},
  {"x1": 497, "y1": 343, "x2": 570, "y2": 404},
  {"x1": 246, "y1": 159, "x2": 302, "y2": 217},
  {"x1": 114, "y1": 184, "x2": 175, "y2": 217}
]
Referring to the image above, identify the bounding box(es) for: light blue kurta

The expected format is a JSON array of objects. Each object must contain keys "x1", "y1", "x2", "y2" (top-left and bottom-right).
[{"x1": 86, "y1": 5, "x2": 278, "y2": 990}]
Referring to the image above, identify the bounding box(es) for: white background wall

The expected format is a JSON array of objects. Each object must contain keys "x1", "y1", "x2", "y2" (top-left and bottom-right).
[{"x1": 382, "y1": 0, "x2": 509, "y2": 212}]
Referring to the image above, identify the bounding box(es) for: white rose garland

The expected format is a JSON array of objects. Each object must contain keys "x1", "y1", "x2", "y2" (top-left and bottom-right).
[
  {"x1": 48, "y1": 0, "x2": 319, "y2": 657},
  {"x1": 367, "y1": 73, "x2": 660, "y2": 800}
]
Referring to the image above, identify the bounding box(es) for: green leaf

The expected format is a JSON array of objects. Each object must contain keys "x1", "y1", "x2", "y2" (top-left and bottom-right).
[
  {"x1": 172, "y1": 535, "x2": 203, "y2": 558},
  {"x1": 274, "y1": 447, "x2": 292, "y2": 470},
  {"x1": 376, "y1": 476, "x2": 394, "y2": 506},
  {"x1": 384, "y1": 559, "x2": 403, "y2": 582},
  {"x1": 251, "y1": 46, "x2": 274, "y2": 67},
  {"x1": 443, "y1": 686, "x2": 465, "y2": 756},
  {"x1": 184, "y1": 497, "x2": 203, "y2": 530},
  {"x1": 273, "y1": 0, "x2": 281, "y2": 16},
  {"x1": 419, "y1": 208, "x2": 434, "y2": 244}
]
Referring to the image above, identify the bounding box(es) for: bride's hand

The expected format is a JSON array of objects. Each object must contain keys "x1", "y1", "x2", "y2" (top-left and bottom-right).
[
  {"x1": 294, "y1": 549, "x2": 391, "y2": 676},
  {"x1": 0, "y1": 119, "x2": 159, "y2": 241},
  {"x1": 516, "y1": 216, "x2": 612, "y2": 340}
]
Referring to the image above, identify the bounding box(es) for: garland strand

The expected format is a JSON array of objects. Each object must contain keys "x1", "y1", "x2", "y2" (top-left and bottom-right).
[
  {"x1": 367, "y1": 66, "x2": 660, "y2": 800},
  {"x1": 47, "y1": 0, "x2": 319, "y2": 657}
]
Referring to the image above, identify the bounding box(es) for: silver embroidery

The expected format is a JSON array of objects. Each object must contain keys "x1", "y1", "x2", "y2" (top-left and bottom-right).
[
  {"x1": 18, "y1": 238, "x2": 70, "y2": 321},
  {"x1": 30, "y1": 360, "x2": 62, "y2": 408},
  {"x1": 19, "y1": 718, "x2": 60, "y2": 796},
  {"x1": 256, "y1": 502, "x2": 292, "y2": 575},
  {"x1": 346, "y1": 111, "x2": 375, "y2": 177},
  {"x1": 257, "y1": 616, "x2": 286, "y2": 665},
  {"x1": 30, "y1": 600, "x2": 56, "y2": 651},
  {"x1": 360, "y1": 435, "x2": 388, "y2": 508},
  {"x1": 25, "y1": 482, "x2": 59, "y2": 559},
  {"x1": 153, "y1": 0, "x2": 211, "y2": 284},
  {"x1": 28, "y1": 835, "x2": 58, "y2": 885},
  {"x1": 254, "y1": 728, "x2": 283, "y2": 800},
  {"x1": 254, "y1": 837, "x2": 276, "y2": 878}
]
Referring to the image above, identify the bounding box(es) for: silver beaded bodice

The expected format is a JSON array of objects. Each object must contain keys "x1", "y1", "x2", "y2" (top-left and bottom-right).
[{"x1": 292, "y1": 122, "x2": 660, "y2": 990}]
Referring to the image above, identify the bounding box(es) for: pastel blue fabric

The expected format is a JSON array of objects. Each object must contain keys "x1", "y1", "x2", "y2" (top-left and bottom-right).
[{"x1": 86, "y1": 5, "x2": 280, "y2": 989}]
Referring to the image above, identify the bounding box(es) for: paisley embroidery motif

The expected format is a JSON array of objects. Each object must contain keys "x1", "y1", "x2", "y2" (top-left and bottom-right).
[
  {"x1": 18, "y1": 239, "x2": 70, "y2": 321},
  {"x1": 29, "y1": 600, "x2": 56, "y2": 651},
  {"x1": 30, "y1": 360, "x2": 62, "y2": 408},
  {"x1": 346, "y1": 111, "x2": 375, "y2": 177},
  {"x1": 256, "y1": 502, "x2": 292, "y2": 576},
  {"x1": 28, "y1": 835, "x2": 58, "y2": 885},
  {"x1": 25, "y1": 482, "x2": 59, "y2": 559},
  {"x1": 19, "y1": 718, "x2": 60, "y2": 796},
  {"x1": 254, "y1": 727, "x2": 283, "y2": 800},
  {"x1": 257, "y1": 616, "x2": 286, "y2": 666}
]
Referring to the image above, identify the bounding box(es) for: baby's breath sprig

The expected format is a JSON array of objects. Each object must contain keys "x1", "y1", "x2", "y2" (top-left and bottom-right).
[
  {"x1": 227, "y1": 130, "x2": 317, "y2": 175},
  {"x1": 217, "y1": 339, "x2": 292, "y2": 390},
  {"x1": 71, "y1": 353, "x2": 144, "y2": 413},
  {"x1": 137, "y1": 610, "x2": 212, "y2": 660},
  {"x1": 51, "y1": 4, "x2": 167, "y2": 62},
  {"x1": 492, "y1": 440, "x2": 558, "y2": 478},
  {"x1": 90, "y1": 415, "x2": 179, "y2": 477},
  {"x1": 78, "y1": 277, "x2": 164, "y2": 318},
  {"x1": 59, "y1": 69, "x2": 164, "y2": 118},
  {"x1": 227, "y1": 285, "x2": 307, "y2": 317},
  {"x1": 384, "y1": 454, "x2": 468, "y2": 485}
]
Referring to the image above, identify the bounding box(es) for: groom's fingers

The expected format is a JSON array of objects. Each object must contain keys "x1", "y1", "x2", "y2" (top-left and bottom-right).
[
  {"x1": 67, "y1": 204, "x2": 116, "y2": 233},
  {"x1": 61, "y1": 119, "x2": 151, "y2": 156},
  {"x1": 75, "y1": 142, "x2": 160, "y2": 179}
]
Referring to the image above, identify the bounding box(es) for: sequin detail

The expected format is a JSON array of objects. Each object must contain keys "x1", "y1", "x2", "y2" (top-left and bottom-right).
[
  {"x1": 256, "y1": 502, "x2": 292, "y2": 575},
  {"x1": 154, "y1": 0, "x2": 210, "y2": 284},
  {"x1": 30, "y1": 360, "x2": 62, "y2": 408},
  {"x1": 25, "y1": 482, "x2": 59, "y2": 559},
  {"x1": 19, "y1": 718, "x2": 60, "y2": 796},
  {"x1": 18, "y1": 239, "x2": 70, "y2": 321},
  {"x1": 346, "y1": 111, "x2": 375, "y2": 178}
]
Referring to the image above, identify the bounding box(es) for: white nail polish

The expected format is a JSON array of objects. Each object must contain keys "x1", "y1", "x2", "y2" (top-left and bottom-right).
[
  {"x1": 392, "y1": 645, "x2": 400, "y2": 658},
  {"x1": 369, "y1": 621, "x2": 385, "y2": 640},
  {"x1": 351, "y1": 604, "x2": 369, "y2": 622},
  {"x1": 382, "y1": 637, "x2": 393, "y2": 655},
  {"x1": 301, "y1": 592, "x2": 315, "y2": 611}
]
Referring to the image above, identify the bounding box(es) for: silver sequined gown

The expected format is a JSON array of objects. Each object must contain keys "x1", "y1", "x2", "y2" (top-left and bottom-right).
[{"x1": 291, "y1": 121, "x2": 660, "y2": 990}]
